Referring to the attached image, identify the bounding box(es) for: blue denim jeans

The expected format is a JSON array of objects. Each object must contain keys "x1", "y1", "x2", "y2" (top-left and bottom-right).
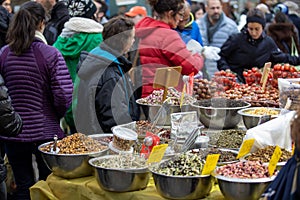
[
  {"x1": 0, "y1": 181, "x2": 7, "y2": 200},
  {"x1": 4, "y1": 141, "x2": 51, "y2": 200}
]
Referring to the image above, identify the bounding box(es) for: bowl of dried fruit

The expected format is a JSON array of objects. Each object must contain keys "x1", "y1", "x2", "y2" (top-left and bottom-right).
[
  {"x1": 89, "y1": 154, "x2": 150, "y2": 192},
  {"x1": 38, "y1": 133, "x2": 108, "y2": 179},
  {"x1": 238, "y1": 107, "x2": 281, "y2": 129},
  {"x1": 212, "y1": 161, "x2": 276, "y2": 200},
  {"x1": 150, "y1": 153, "x2": 213, "y2": 200}
]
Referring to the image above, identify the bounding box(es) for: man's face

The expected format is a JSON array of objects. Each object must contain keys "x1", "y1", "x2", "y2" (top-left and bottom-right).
[
  {"x1": 177, "y1": 7, "x2": 191, "y2": 30},
  {"x1": 206, "y1": 0, "x2": 222, "y2": 24}
]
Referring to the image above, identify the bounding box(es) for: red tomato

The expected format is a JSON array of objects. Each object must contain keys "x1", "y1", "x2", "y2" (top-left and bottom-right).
[
  {"x1": 282, "y1": 71, "x2": 288, "y2": 78},
  {"x1": 243, "y1": 71, "x2": 248, "y2": 77},
  {"x1": 289, "y1": 67, "x2": 296, "y2": 73},
  {"x1": 284, "y1": 64, "x2": 290, "y2": 71},
  {"x1": 273, "y1": 64, "x2": 281, "y2": 71}
]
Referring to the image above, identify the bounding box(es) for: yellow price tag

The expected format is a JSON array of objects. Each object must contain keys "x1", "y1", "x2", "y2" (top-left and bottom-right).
[
  {"x1": 292, "y1": 143, "x2": 295, "y2": 155},
  {"x1": 147, "y1": 144, "x2": 168, "y2": 164},
  {"x1": 236, "y1": 139, "x2": 255, "y2": 159},
  {"x1": 180, "y1": 84, "x2": 186, "y2": 108},
  {"x1": 201, "y1": 154, "x2": 220, "y2": 175},
  {"x1": 268, "y1": 146, "x2": 282, "y2": 176}
]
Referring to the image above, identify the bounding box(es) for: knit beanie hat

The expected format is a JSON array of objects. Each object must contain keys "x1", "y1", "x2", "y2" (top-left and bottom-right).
[{"x1": 65, "y1": 0, "x2": 97, "y2": 18}]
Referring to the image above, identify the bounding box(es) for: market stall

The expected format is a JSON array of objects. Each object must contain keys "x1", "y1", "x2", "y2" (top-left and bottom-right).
[{"x1": 31, "y1": 64, "x2": 299, "y2": 200}]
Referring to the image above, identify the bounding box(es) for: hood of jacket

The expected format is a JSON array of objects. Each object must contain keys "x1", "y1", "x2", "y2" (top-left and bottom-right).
[
  {"x1": 135, "y1": 17, "x2": 171, "y2": 39},
  {"x1": 53, "y1": 32, "x2": 102, "y2": 59},
  {"x1": 78, "y1": 43, "x2": 132, "y2": 80},
  {"x1": 268, "y1": 23, "x2": 296, "y2": 41}
]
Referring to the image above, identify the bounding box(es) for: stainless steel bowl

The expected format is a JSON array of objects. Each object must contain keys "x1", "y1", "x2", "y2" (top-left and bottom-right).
[
  {"x1": 89, "y1": 155, "x2": 150, "y2": 192},
  {"x1": 213, "y1": 172, "x2": 275, "y2": 200},
  {"x1": 38, "y1": 142, "x2": 108, "y2": 179},
  {"x1": 136, "y1": 99, "x2": 191, "y2": 126},
  {"x1": 190, "y1": 98, "x2": 251, "y2": 129},
  {"x1": 150, "y1": 170, "x2": 213, "y2": 200},
  {"x1": 237, "y1": 107, "x2": 281, "y2": 129}
]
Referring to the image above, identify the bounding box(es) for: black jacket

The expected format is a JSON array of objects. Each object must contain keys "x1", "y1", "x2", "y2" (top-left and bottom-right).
[
  {"x1": 0, "y1": 6, "x2": 12, "y2": 48},
  {"x1": 218, "y1": 28, "x2": 279, "y2": 82},
  {"x1": 75, "y1": 44, "x2": 140, "y2": 134},
  {"x1": 0, "y1": 74, "x2": 22, "y2": 183},
  {"x1": 43, "y1": 2, "x2": 70, "y2": 45}
]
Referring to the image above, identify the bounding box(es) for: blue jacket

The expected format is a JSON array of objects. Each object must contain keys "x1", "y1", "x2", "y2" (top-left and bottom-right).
[{"x1": 176, "y1": 21, "x2": 203, "y2": 46}]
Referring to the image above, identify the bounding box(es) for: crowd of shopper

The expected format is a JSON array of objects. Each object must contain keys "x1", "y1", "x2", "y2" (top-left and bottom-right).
[{"x1": 0, "y1": 0, "x2": 300, "y2": 199}]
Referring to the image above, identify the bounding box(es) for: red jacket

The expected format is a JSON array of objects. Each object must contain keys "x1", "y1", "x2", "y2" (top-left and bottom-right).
[{"x1": 136, "y1": 17, "x2": 204, "y2": 97}]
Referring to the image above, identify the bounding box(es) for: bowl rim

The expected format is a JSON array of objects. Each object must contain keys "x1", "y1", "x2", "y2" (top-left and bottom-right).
[
  {"x1": 88, "y1": 155, "x2": 149, "y2": 172},
  {"x1": 38, "y1": 141, "x2": 108, "y2": 156},
  {"x1": 135, "y1": 98, "x2": 192, "y2": 107},
  {"x1": 237, "y1": 107, "x2": 282, "y2": 117},
  {"x1": 188, "y1": 148, "x2": 239, "y2": 165},
  {"x1": 211, "y1": 170, "x2": 276, "y2": 183},
  {"x1": 150, "y1": 168, "x2": 211, "y2": 178},
  {"x1": 190, "y1": 99, "x2": 251, "y2": 110}
]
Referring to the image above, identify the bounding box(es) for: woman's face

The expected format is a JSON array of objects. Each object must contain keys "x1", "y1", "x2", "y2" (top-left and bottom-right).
[
  {"x1": 195, "y1": 8, "x2": 204, "y2": 20},
  {"x1": 168, "y1": 9, "x2": 184, "y2": 29},
  {"x1": 247, "y1": 22, "x2": 263, "y2": 40}
]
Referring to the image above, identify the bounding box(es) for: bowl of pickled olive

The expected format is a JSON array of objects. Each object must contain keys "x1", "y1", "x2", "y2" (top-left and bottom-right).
[
  {"x1": 89, "y1": 154, "x2": 150, "y2": 192},
  {"x1": 238, "y1": 107, "x2": 281, "y2": 129},
  {"x1": 150, "y1": 153, "x2": 213, "y2": 200},
  {"x1": 212, "y1": 161, "x2": 277, "y2": 200},
  {"x1": 39, "y1": 133, "x2": 108, "y2": 179}
]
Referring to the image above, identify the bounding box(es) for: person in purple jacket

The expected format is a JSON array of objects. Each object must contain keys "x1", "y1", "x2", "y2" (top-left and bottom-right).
[{"x1": 0, "y1": 1, "x2": 73, "y2": 199}]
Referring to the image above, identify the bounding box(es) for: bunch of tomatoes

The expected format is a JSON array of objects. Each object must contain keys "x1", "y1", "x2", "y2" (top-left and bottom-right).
[{"x1": 213, "y1": 70, "x2": 239, "y2": 90}]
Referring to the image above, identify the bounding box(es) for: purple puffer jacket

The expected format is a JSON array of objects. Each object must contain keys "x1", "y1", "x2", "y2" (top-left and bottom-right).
[{"x1": 0, "y1": 39, "x2": 73, "y2": 142}]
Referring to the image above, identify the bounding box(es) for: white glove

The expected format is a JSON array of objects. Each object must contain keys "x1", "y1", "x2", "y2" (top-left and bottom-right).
[
  {"x1": 182, "y1": 75, "x2": 189, "y2": 83},
  {"x1": 202, "y1": 46, "x2": 221, "y2": 61},
  {"x1": 186, "y1": 39, "x2": 203, "y2": 54}
]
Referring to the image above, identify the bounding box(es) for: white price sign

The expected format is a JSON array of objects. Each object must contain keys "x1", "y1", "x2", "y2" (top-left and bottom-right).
[{"x1": 115, "y1": 0, "x2": 137, "y2": 6}]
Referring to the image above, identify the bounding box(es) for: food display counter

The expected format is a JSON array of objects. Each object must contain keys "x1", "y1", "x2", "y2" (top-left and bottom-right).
[{"x1": 30, "y1": 174, "x2": 225, "y2": 200}]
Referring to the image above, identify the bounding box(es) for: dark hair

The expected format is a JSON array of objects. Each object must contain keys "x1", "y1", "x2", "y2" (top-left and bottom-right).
[
  {"x1": 6, "y1": 1, "x2": 45, "y2": 55},
  {"x1": 191, "y1": 2, "x2": 205, "y2": 18},
  {"x1": 94, "y1": 0, "x2": 108, "y2": 13},
  {"x1": 274, "y1": 11, "x2": 290, "y2": 23},
  {"x1": 246, "y1": 8, "x2": 266, "y2": 27},
  {"x1": 102, "y1": 16, "x2": 134, "y2": 52},
  {"x1": 148, "y1": 0, "x2": 184, "y2": 16}
]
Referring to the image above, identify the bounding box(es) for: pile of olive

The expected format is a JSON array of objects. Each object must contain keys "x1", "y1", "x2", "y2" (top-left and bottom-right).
[{"x1": 153, "y1": 153, "x2": 205, "y2": 176}]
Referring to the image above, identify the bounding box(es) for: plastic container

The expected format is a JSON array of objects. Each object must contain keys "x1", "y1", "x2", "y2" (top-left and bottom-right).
[
  {"x1": 112, "y1": 127, "x2": 138, "y2": 151},
  {"x1": 108, "y1": 142, "x2": 134, "y2": 155},
  {"x1": 191, "y1": 136, "x2": 210, "y2": 149}
]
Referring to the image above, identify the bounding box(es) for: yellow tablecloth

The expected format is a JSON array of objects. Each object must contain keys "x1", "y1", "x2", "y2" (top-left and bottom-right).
[{"x1": 30, "y1": 174, "x2": 225, "y2": 200}]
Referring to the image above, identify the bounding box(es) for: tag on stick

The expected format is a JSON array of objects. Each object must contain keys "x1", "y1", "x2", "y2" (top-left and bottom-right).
[
  {"x1": 201, "y1": 154, "x2": 220, "y2": 175},
  {"x1": 237, "y1": 139, "x2": 255, "y2": 159}
]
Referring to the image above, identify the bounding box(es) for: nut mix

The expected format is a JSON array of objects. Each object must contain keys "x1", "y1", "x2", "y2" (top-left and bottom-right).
[
  {"x1": 243, "y1": 107, "x2": 280, "y2": 116},
  {"x1": 245, "y1": 146, "x2": 292, "y2": 163},
  {"x1": 216, "y1": 161, "x2": 272, "y2": 178},
  {"x1": 92, "y1": 154, "x2": 148, "y2": 169},
  {"x1": 112, "y1": 127, "x2": 137, "y2": 151},
  {"x1": 137, "y1": 88, "x2": 195, "y2": 105},
  {"x1": 153, "y1": 153, "x2": 205, "y2": 176},
  {"x1": 40, "y1": 133, "x2": 107, "y2": 154},
  {"x1": 189, "y1": 148, "x2": 238, "y2": 163},
  {"x1": 193, "y1": 78, "x2": 220, "y2": 100}
]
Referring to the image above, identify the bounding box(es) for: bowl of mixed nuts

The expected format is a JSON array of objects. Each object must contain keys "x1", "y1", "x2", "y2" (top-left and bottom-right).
[
  {"x1": 38, "y1": 133, "x2": 108, "y2": 179},
  {"x1": 212, "y1": 161, "x2": 276, "y2": 200}
]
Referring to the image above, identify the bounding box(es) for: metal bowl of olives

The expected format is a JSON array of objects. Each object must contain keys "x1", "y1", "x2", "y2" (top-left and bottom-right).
[
  {"x1": 89, "y1": 155, "x2": 150, "y2": 192},
  {"x1": 150, "y1": 153, "x2": 213, "y2": 199},
  {"x1": 191, "y1": 98, "x2": 251, "y2": 129}
]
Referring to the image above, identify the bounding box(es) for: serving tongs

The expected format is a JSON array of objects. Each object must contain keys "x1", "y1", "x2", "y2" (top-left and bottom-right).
[
  {"x1": 180, "y1": 127, "x2": 199, "y2": 153},
  {"x1": 50, "y1": 134, "x2": 60, "y2": 154},
  {"x1": 151, "y1": 97, "x2": 172, "y2": 129}
]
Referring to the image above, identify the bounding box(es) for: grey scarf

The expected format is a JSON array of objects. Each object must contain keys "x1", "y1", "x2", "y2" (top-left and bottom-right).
[{"x1": 206, "y1": 13, "x2": 224, "y2": 43}]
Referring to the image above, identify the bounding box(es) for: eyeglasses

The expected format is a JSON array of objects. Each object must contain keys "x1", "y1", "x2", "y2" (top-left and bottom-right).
[{"x1": 177, "y1": 12, "x2": 185, "y2": 19}]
